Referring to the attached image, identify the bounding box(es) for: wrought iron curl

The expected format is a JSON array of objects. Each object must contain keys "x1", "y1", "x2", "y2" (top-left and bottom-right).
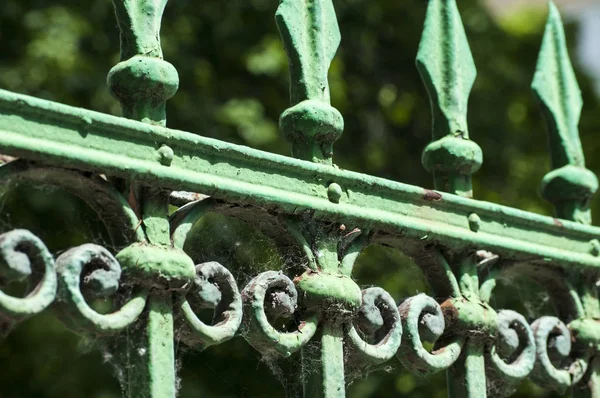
[
  {"x1": 404, "y1": 249, "x2": 537, "y2": 397},
  {"x1": 0, "y1": 229, "x2": 57, "y2": 335},
  {"x1": 530, "y1": 316, "x2": 588, "y2": 393},
  {"x1": 177, "y1": 261, "x2": 243, "y2": 349},
  {"x1": 345, "y1": 287, "x2": 402, "y2": 365},
  {"x1": 241, "y1": 270, "x2": 318, "y2": 358},
  {"x1": 485, "y1": 310, "x2": 537, "y2": 397},
  {"x1": 55, "y1": 244, "x2": 148, "y2": 335},
  {"x1": 397, "y1": 293, "x2": 465, "y2": 375}
]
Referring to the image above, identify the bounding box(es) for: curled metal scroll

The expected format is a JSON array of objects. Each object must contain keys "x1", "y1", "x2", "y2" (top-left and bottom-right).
[
  {"x1": 0, "y1": 229, "x2": 56, "y2": 334},
  {"x1": 485, "y1": 310, "x2": 536, "y2": 396},
  {"x1": 55, "y1": 244, "x2": 148, "y2": 335},
  {"x1": 346, "y1": 287, "x2": 402, "y2": 365},
  {"x1": 530, "y1": 316, "x2": 588, "y2": 393},
  {"x1": 241, "y1": 271, "x2": 318, "y2": 357},
  {"x1": 397, "y1": 293, "x2": 465, "y2": 375},
  {"x1": 177, "y1": 261, "x2": 242, "y2": 349}
]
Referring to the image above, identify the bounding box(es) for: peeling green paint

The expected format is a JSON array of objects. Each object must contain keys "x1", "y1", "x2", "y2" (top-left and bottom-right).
[
  {"x1": 533, "y1": 1, "x2": 598, "y2": 225},
  {"x1": 417, "y1": 0, "x2": 482, "y2": 198},
  {"x1": 2, "y1": 89, "x2": 600, "y2": 270},
  {"x1": 116, "y1": 243, "x2": 195, "y2": 290},
  {"x1": 276, "y1": 0, "x2": 343, "y2": 163},
  {"x1": 0, "y1": 0, "x2": 599, "y2": 397}
]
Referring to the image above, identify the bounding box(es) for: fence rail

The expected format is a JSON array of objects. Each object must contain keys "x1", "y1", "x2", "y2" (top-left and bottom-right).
[{"x1": 1, "y1": 0, "x2": 599, "y2": 397}]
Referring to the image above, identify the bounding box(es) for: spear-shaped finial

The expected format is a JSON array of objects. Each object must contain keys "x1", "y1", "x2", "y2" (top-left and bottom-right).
[
  {"x1": 276, "y1": 0, "x2": 344, "y2": 164},
  {"x1": 107, "y1": 0, "x2": 179, "y2": 126},
  {"x1": 418, "y1": 0, "x2": 482, "y2": 198},
  {"x1": 533, "y1": 1, "x2": 597, "y2": 224}
]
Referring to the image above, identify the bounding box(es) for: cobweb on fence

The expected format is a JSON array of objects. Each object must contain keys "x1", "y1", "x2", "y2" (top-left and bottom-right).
[{"x1": 0, "y1": 176, "x2": 557, "y2": 397}]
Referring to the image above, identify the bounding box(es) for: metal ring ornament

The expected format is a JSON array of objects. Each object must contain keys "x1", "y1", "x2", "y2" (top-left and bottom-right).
[
  {"x1": 178, "y1": 261, "x2": 243, "y2": 349},
  {"x1": 486, "y1": 310, "x2": 536, "y2": 389},
  {"x1": 55, "y1": 244, "x2": 148, "y2": 335},
  {"x1": 397, "y1": 293, "x2": 465, "y2": 375},
  {"x1": 530, "y1": 316, "x2": 588, "y2": 393},
  {"x1": 242, "y1": 271, "x2": 318, "y2": 357},
  {"x1": 346, "y1": 287, "x2": 402, "y2": 365},
  {"x1": 0, "y1": 229, "x2": 56, "y2": 332}
]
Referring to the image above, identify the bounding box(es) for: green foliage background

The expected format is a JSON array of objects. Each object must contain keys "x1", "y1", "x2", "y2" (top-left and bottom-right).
[{"x1": 1, "y1": 0, "x2": 599, "y2": 396}]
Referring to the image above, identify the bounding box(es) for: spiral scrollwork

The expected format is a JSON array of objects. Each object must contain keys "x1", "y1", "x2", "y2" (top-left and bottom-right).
[
  {"x1": 485, "y1": 310, "x2": 536, "y2": 396},
  {"x1": 530, "y1": 316, "x2": 588, "y2": 393},
  {"x1": 177, "y1": 261, "x2": 242, "y2": 349},
  {"x1": 241, "y1": 271, "x2": 318, "y2": 358},
  {"x1": 397, "y1": 293, "x2": 465, "y2": 376},
  {"x1": 55, "y1": 244, "x2": 148, "y2": 335},
  {"x1": 0, "y1": 229, "x2": 56, "y2": 335},
  {"x1": 345, "y1": 287, "x2": 402, "y2": 365}
]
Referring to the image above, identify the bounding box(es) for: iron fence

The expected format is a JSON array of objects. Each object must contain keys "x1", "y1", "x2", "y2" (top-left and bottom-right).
[{"x1": 0, "y1": 0, "x2": 598, "y2": 397}]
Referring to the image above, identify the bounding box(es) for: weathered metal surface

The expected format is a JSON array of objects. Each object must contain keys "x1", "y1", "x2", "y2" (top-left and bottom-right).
[
  {"x1": 242, "y1": 270, "x2": 318, "y2": 357},
  {"x1": 2, "y1": 89, "x2": 600, "y2": 270},
  {"x1": 240, "y1": 221, "x2": 400, "y2": 395},
  {"x1": 0, "y1": 230, "x2": 56, "y2": 335},
  {"x1": 398, "y1": 294, "x2": 464, "y2": 376},
  {"x1": 418, "y1": 0, "x2": 482, "y2": 198},
  {"x1": 108, "y1": 0, "x2": 178, "y2": 125},
  {"x1": 118, "y1": 294, "x2": 177, "y2": 398},
  {"x1": 399, "y1": 250, "x2": 536, "y2": 397},
  {"x1": 528, "y1": 4, "x2": 600, "y2": 397},
  {"x1": 533, "y1": 2, "x2": 598, "y2": 225},
  {"x1": 55, "y1": 244, "x2": 148, "y2": 334},
  {"x1": 276, "y1": 0, "x2": 343, "y2": 164},
  {"x1": 345, "y1": 287, "x2": 402, "y2": 366},
  {"x1": 176, "y1": 261, "x2": 243, "y2": 349},
  {"x1": 1, "y1": 0, "x2": 600, "y2": 396},
  {"x1": 105, "y1": 0, "x2": 183, "y2": 394},
  {"x1": 531, "y1": 316, "x2": 587, "y2": 392}
]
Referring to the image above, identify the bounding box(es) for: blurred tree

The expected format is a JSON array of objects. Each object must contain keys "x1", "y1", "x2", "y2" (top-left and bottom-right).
[{"x1": 1, "y1": 0, "x2": 599, "y2": 396}]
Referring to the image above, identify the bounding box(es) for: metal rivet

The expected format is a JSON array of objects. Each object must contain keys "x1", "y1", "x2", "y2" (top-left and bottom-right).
[
  {"x1": 468, "y1": 213, "x2": 480, "y2": 232},
  {"x1": 158, "y1": 145, "x2": 174, "y2": 166},
  {"x1": 327, "y1": 182, "x2": 342, "y2": 204},
  {"x1": 590, "y1": 239, "x2": 600, "y2": 256}
]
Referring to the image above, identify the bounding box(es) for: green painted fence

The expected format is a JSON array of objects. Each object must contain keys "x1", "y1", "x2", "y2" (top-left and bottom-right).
[{"x1": 1, "y1": 0, "x2": 599, "y2": 397}]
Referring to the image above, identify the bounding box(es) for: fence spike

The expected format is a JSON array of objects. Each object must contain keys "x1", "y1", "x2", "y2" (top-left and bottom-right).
[
  {"x1": 533, "y1": 1, "x2": 598, "y2": 224},
  {"x1": 277, "y1": 0, "x2": 344, "y2": 164},
  {"x1": 107, "y1": 0, "x2": 179, "y2": 126},
  {"x1": 111, "y1": 0, "x2": 168, "y2": 60},
  {"x1": 418, "y1": 0, "x2": 482, "y2": 198}
]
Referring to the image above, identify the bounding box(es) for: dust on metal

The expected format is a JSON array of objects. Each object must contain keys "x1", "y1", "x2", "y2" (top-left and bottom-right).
[{"x1": 0, "y1": 0, "x2": 599, "y2": 397}]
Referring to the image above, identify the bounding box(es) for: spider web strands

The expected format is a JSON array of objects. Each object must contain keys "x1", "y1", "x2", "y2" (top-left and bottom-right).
[
  {"x1": 418, "y1": 2, "x2": 486, "y2": 396},
  {"x1": 530, "y1": 4, "x2": 600, "y2": 398},
  {"x1": 0, "y1": 89, "x2": 599, "y2": 270}
]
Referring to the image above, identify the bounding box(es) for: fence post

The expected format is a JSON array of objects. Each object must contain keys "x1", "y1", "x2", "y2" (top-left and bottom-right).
[
  {"x1": 532, "y1": 3, "x2": 600, "y2": 397},
  {"x1": 107, "y1": 1, "x2": 182, "y2": 396}
]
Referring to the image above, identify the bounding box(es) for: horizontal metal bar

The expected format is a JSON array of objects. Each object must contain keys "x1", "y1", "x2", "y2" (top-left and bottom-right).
[{"x1": 0, "y1": 89, "x2": 598, "y2": 269}]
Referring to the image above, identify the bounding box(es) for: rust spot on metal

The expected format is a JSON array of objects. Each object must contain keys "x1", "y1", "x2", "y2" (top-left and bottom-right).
[
  {"x1": 297, "y1": 320, "x2": 308, "y2": 333},
  {"x1": 440, "y1": 299, "x2": 458, "y2": 322},
  {"x1": 343, "y1": 227, "x2": 361, "y2": 239},
  {"x1": 423, "y1": 189, "x2": 443, "y2": 201}
]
